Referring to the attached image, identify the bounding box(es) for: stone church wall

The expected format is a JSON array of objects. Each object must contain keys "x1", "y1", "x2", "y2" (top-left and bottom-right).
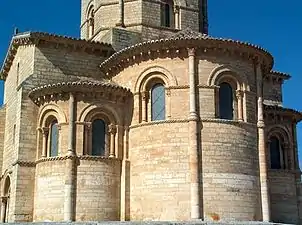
[
  {"x1": 2, "y1": 46, "x2": 35, "y2": 171},
  {"x1": 33, "y1": 46, "x2": 107, "y2": 84},
  {"x1": 202, "y1": 121, "x2": 260, "y2": 221},
  {"x1": 0, "y1": 107, "x2": 6, "y2": 173},
  {"x1": 0, "y1": 45, "x2": 36, "y2": 222},
  {"x1": 76, "y1": 158, "x2": 121, "y2": 221},
  {"x1": 129, "y1": 122, "x2": 191, "y2": 220},
  {"x1": 34, "y1": 158, "x2": 121, "y2": 222},
  {"x1": 34, "y1": 160, "x2": 66, "y2": 221},
  {"x1": 111, "y1": 50, "x2": 263, "y2": 221},
  {"x1": 268, "y1": 171, "x2": 299, "y2": 224},
  {"x1": 263, "y1": 79, "x2": 283, "y2": 106}
]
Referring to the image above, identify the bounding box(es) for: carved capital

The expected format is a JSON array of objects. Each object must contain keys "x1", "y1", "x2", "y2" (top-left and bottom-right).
[
  {"x1": 1, "y1": 196, "x2": 7, "y2": 203},
  {"x1": 108, "y1": 124, "x2": 117, "y2": 134},
  {"x1": 166, "y1": 89, "x2": 171, "y2": 97},
  {"x1": 85, "y1": 122, "x2": 92, "y2": 130},
  {"x1": 141, "y1": 91, "x2": 149, "y2": 101},
  {"x1": 124, "y1": 126, "x2": 130, "y2": 133},
  {"x1": 57, "y1": 124, "x2": 62, "y2": 131},
  {"x1": 257, "y1": 121, "x2": 265, "y2": 128},
  {"x1": 236, "y1": 90, "x2": 243, "y2": 99},
  {"x1": 187, "y1": 48, "x2": 196, "y2": 57},
  {"x1": 41, "y1": 127, "x2": 49, "y2": 136},
  {"x1": 173, "y1": 5, "x2": 179, "y2": 13}
]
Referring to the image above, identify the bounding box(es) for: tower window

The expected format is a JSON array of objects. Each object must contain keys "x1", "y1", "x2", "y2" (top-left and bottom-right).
[
  {"x1": 219, "y1": 82, "x2": 234, "y2": 120},
  {"x1": 151, "y1": 83, "x2": 166, "y2": 121},
  {"x1": 91, "y1": 119, "x2": 106, "y2": 156},
  {"x1": 87, "y1": 5, "x2": 95, "y2": 38},
  {"x1": 161, "y1": 0, "x2": 174, "y2": 27}
]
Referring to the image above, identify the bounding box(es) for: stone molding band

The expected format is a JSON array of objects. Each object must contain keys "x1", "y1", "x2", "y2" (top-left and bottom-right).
[{"x1": 11, "y1": 156, "x2": 122, "y2": 168}]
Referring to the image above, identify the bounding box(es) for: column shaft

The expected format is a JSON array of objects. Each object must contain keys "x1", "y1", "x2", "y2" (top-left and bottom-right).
[
  {"x1": 68, "y1": 93, "x2": 75, "y2": 154},
  {"x1": 64, "y1": 92, "x2": 76, "y2": 222},
  {"x1": 109, "y1": 124, "x2": 117, "y2": 158},
  {"x1": 256, "y1": 64, "x2": 270, "y2": 222},
  {"x1": 42, "y1": 128, "x2": 49, "y2": 158},
  {"x1": 1, "y1": 198, "x2": 6, "y2": 223},
  {"x1": 188, "y1": 48, "x2": 201, "y2": 219},
  {"x1": 141, "y1": 92, "x2": 148, "y2": 122},
  {"x1": 236, "y1": 90, "x2": 243, "y2": 121},
  {"x1": 120, "y1": 127, "x2": 130, "y2": 220},
  {"x1": 174, "y1": 6, "x2": 180, "y2": 29}
]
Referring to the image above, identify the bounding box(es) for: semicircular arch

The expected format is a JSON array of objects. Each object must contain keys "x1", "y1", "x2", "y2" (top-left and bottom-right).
[
  {"x1": 85, "y1": 0, "x2": 94, "y2": 18},
  {"x1": 267, "y1": 125, "x2": 291, "y2": 145},
  {"x1": 208, "y1": 65, "x2": 249, "y2": 91},
  {"x1": 38, "y1": 104, "x2": 67, "y2": 127},
  {"x1": 2, "y1": 174, "x2": 11, "y2": 196},
  {"x1": 79, "y1": 104, "x2": 120, "y2": 125},
  {"x1": 134, "y1": 66, "x2": 178, "y2": 93}
]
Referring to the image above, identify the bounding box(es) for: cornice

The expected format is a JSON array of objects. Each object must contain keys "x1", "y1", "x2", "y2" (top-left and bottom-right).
[
  {"x1": 129, "y1": 118, "x2": 256, "y2": 129},
  {"x1": 35, "y1": 155, "x2": 121, "y2": 164},
  {"x1": 78, "y1": 155, "x2": 121, "y2": 161},
  {"x1": 264, "y1": 104, "x2": 302, "y2": 123},
  {"x1": 165, "y1": 84, "x2": 218, "y2": 90},
  {"x1": 99, "y1": 28, "x2": 274, "y2": 78},
  {"x1": 12, "y1": 160, "x2": 36, "y2": 167},
  {"x1": 130, "y1": 119, "x2": 191, "y2": 128},
  {"x1": 202, "y1": 118, "x2": 257, "y2": 128},
  {"x1": 0, "y1": 32, "x2": 115, "y2": 80},
  {"x1": 28, "y1": 80, "x2": 133, "y2": 106},
  {"x1": 264, "y1": 70, "x2": 291, "y2": 83}
]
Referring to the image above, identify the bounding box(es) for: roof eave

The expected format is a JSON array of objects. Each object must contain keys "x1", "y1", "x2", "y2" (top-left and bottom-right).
[
  {"x1": 100, "y1": 37, "x2": 274, "y2": 77},
  {"x1": 270, "y1": 71, "x2": 291, "y2": 81}
]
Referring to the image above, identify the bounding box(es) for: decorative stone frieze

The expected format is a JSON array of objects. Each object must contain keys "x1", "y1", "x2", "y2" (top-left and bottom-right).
[
  {"x1": 264, "y1": 104, "x2": 302, "y2": 124},
  {"x1": 100, "y1": 28, "x2": 273, "y2": 77}
]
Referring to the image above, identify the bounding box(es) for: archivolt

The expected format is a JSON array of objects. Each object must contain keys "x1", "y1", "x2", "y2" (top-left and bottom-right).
[
  {"x1": 134, "y1": 66, "x2": 178, "y2": 93},
  {"x1": 208, "y1": 65, "x2": 249, "y2": 91},
  {"x1": 267, "y1": 125, "x2": 291, "y2": 145},
  {"x1": 38, "y1": 104, "x2": 67, "y2": 127},
  {"x1": 78, "y1": 104, "x2": 120, "y2": 125}
]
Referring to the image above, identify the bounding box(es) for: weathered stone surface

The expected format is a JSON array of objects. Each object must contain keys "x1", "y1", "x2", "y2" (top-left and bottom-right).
[{"x1": 0, "y1": 0, "x2": 301, "y2": 224}]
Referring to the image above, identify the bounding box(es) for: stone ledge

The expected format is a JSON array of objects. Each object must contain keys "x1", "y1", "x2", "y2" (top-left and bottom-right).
[{"x1": 4, "y1": 222, "x2": 293, "y2": 225}]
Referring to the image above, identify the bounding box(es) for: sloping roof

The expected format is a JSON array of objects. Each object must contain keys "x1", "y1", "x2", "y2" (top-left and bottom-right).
[
  {"x1": 28, "y1": 78, "x2": 132, "y2": 106},
  {"x1": 99, "y1": 28, "x2": 274, "y2": 76},
  {"x1": 28, "y1": 79, "x2": 130, "y2": 97},
  {"x1": 264, "y1": 104, "x2": 302, "y2": 122},
  {"x1": 169, "y1": 28, "x2": 208, "y2": 39},
  {"x1": 269, "y1": 71, "x2": 291, "y2": 80},
  {"x1": 0, "y1": 31, "x2": 114, "y2": 80}
]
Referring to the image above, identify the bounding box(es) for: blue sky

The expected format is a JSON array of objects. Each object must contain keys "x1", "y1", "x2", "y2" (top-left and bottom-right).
[{"x1": 0, "y1": 0, "x2": 302, "y2": 164}]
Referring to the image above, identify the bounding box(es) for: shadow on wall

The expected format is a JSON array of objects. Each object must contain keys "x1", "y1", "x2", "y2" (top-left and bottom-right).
[{"x1": 0, "y1": 80, "x2": 4, "y2": 106}]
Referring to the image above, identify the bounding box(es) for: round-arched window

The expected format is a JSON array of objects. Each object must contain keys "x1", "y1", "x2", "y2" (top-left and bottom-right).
[
  {"x1": 151, "y1": 83, "x2": 166, "y2": 121},
  {"x1": 91, "y1": 119, "x2": 106, "y2": 156},
  {"x1": 270, "y1": 136, "x2": 284, "y2": 169},
  {"x1": 49, "y1": 120, "x2": 59, "y2": 157},
  {"x1": 219, "y1": 82, "x2": 233, "y2": 120}
]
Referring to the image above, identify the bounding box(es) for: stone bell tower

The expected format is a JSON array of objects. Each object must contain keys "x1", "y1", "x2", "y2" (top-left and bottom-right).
[{"x1": 80, "y1": 0, "x2": 209, "y2": 45}]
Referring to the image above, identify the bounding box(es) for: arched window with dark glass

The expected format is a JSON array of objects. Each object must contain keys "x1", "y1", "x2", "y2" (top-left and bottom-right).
[
  {"x1": 151, "y1": 83, "x2": 166, "y2": 121},
  {"x1": 270, "y1": 136, "x2": 284, "y2": 169},
  {"x1": 92, "y1": 119, "x2": 106, "y2": 156},
  {"x1": 161, "y1": 0, "x2": 173, "y2": 27},
  {"x1": 219, "y1": 82, "x2": 234, "y2": 120},
  {"x1": 49, "y1": 120, "x2": 59, "y2": 157}
]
